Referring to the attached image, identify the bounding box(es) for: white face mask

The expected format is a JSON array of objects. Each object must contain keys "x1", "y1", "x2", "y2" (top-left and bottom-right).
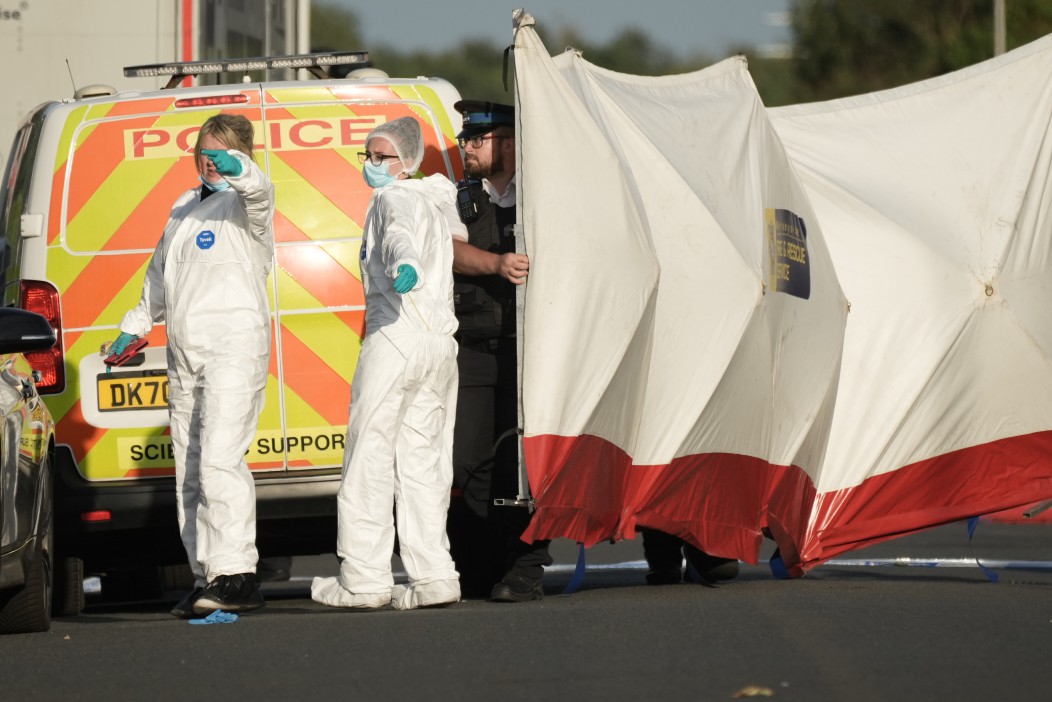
[{"x1": 200, "y1": 175, "x2": 231, "y2": 192}]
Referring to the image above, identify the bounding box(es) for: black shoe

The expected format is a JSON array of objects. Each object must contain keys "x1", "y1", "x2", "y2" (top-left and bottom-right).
[
  {"x1": 707, "y1": 559, "x2": 740, "y2": 581},
  {"x1": 459, "y1": 572, "x2": 500, "y2": 600},
  {"x1": 684, "y1": 546, "x2": 739, "y2": 586},
  {"x1": 645, "y1": 567, "x2": 683, "y2": 586},
  {"x1": 171, "y1": 587, "x2": 204, "y2": 619},
  {"x1": 193, "y1": 573, "x2": 265, "y2": 614},
  {"x1": 490, "y1": 571, "x2": 543, "y2": 603}
]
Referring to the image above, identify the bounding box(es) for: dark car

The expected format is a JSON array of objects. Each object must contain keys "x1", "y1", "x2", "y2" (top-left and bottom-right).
[{"x1": 0, "y1": 308, "x2": 58, "y2": 634}]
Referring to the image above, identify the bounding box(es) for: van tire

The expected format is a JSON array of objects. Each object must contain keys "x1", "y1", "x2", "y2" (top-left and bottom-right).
[
  {"x1": 100, "y1": 567, "x2": 163, "y2": 601},
  {"x1": 52, "y1": 555, "x2": 85, "y2": 617}
]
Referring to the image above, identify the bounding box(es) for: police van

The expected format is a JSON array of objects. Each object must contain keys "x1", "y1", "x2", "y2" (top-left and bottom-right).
[{"x1": 0, "y1": 52, "x2": 466, "y2": 611}]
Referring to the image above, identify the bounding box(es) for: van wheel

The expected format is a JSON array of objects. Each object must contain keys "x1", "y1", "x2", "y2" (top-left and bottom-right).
[
  {"x1": 99, "y1": 567, "x2": 163, "y2": 602},
  {"x1": 52, "y1": 555, "x2": 85, "y2": 616}
]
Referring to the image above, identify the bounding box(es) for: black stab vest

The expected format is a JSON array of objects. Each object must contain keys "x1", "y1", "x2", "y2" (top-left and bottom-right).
[{"x1": 453, "y1": 180, "x2": 517, "y2": 340}]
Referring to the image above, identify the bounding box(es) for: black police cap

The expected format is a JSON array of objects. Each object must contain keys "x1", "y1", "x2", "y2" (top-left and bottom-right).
[{"x1": 454, "y1": 100, "x2": 515, "y2": 140}]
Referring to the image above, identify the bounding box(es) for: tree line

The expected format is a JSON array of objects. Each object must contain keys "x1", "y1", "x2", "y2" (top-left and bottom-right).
[{"x1": 313, "y1": 1, "x2": 1052, "y2": 107}]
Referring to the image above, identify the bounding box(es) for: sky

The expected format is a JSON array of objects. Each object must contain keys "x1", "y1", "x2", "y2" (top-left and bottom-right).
[{"x1": 322, "y1": 1, "x2": 793, "y2": 59}]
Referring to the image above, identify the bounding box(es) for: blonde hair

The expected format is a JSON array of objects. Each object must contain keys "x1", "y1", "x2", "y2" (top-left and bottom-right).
[{"x1": 194, "y1": 113, "x2": 254, "y2": 163}]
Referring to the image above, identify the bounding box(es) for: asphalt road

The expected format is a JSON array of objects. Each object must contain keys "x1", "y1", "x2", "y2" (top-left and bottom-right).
[{"x1": 1, "y1": 521, "x2": 1049, "y2": 701}]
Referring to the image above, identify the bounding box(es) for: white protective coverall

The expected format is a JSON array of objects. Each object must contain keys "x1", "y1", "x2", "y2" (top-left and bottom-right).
[
  {"x1": 312, "y1": 172, "x2": 464, "y2": 610},
  {"x1": 120, "y1": 150, "x2": 274, "y2": 584}
]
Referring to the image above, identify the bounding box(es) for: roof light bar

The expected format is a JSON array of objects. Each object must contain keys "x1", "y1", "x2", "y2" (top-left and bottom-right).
[{"x1": 124, "y1": 51, "x2": 369, "y2": 79}]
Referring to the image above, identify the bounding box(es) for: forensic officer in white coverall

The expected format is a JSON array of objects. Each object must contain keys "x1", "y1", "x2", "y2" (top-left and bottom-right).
[
  {"x1": 311, "y1": 116, "x2": 465, "y2": 610},
  {"x1": 108, "y1": 113, "x2": 274, "y2": 617}
]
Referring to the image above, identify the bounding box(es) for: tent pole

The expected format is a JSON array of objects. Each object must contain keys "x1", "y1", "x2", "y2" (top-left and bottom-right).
[
  {"x1": 994, "y1": 0, "x2": 1006, "y2": 56},
  {"x1": 493, "y1": 33, "x2": 533, "y2": 513},
  {"x1": 492, "y1": 222, "x2": 533, "y2": 512},
  {"x1": 1023, "y1": 499, "x2": 1052, "y2": 519}
]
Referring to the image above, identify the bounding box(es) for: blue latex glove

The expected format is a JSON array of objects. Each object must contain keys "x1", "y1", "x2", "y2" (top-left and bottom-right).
[
  {"x1": 109, "y1": 332, "x2": 138, "y2": 356},
  {"x1": 189, "y1": 610, "x2": 239, "y2": 625},
  {"x1": 201, "y1": 149, "x2": 243, "y2": 177},
  {"x1": 393, "y1": 264, "x2": 418, "y2": 294}
]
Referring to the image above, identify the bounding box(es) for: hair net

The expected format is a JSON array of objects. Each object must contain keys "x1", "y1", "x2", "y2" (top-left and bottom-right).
[{"x1": 367, "y1": 117, "x2": 424, "y2": 175}]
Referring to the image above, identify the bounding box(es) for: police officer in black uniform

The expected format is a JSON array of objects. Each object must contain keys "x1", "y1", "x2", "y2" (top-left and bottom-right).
[{"x1": 447, "y1": 100, "x2": 551, "y2": 602}]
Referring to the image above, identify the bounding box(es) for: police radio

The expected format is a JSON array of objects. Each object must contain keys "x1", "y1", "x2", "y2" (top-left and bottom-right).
[{"x1": 456, "y1": 178, "x2": 479, "y2": 224}]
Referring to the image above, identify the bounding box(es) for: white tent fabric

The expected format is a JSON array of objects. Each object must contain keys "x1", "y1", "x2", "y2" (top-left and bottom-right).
[
  {"x1": 768, "y1": 34, "x2": 1052, "y2": 568},
  {"x1": 512, "y1": 11, "x2": 848, "y2": 566},
  {"x1": 511, "y1": 10, "x2": 1052, "y2": 574}
]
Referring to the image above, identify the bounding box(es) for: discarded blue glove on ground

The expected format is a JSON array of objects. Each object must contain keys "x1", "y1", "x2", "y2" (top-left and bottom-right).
[
  {"x1": 393, "y1": 264, "x2": 417, "y2": 294},
  {"x1": 188, "y1": 610, "x2": 239, "y2": 625},
  {"x1": 201, "y1": 149, "x2": 243, "y2": 177}
]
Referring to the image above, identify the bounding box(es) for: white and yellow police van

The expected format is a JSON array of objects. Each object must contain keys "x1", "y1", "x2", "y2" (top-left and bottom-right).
[{"x1": 0, "y1": 52, "x2": 465, "y2": 610}]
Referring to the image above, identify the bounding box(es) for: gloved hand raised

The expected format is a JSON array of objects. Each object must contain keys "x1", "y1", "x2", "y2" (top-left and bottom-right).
[
  {"x1": 393, "y1": 264, "x2": 418, "y2": 294},
  {"x1": 108, "y1": 332, "x2": 139, "y2": 356},
  {"x1": 201, "y1": 149, "x2": 243, "y2": 177}
]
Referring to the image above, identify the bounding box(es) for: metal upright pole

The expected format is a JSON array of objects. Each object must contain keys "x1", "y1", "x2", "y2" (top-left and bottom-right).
[
  {"x1": 492, "y1": 224, "x2": 531, "y2": 513},
  {"x1": 297, "y1": 0, "x2": 311, "y2": 80},
  {"x1": 994, "y1": 0, "x2": 1006, "y2": 56},
  {"x1": 494, "y1": 48, "x2": 533, "y2": 512},
  {"x1": 514, "y1": 223, "x2": 530, "y2": 508}
]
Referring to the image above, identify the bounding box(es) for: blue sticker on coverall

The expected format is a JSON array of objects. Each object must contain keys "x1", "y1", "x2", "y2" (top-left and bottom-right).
[{"x1": 197, "y1": 230, "x2": 215, "y2": 249}]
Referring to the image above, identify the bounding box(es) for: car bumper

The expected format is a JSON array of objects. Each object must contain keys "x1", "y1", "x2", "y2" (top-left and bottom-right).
[{"x1": 52, "y1": 445, "x2": 341, "y2": 568}]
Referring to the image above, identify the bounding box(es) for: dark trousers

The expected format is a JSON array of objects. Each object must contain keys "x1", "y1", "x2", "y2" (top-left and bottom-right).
[
  {"x1": 641, "y1": 528, "x2": 688, "y2": 572},
  {"x1": 449, "y1": 343, "x2": 551, "y2": 595}
]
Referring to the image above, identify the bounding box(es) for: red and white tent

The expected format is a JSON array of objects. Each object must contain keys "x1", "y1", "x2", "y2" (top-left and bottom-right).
[
  {"x1": 511, "y1": 11, "x2": 1052, "y2": 574},
  {"x1": 511, "y1": 12, "x2": 847, "y2": 570},
  {"x1": 768, "y1": 33, "x2": 1052, "y2": 570}
]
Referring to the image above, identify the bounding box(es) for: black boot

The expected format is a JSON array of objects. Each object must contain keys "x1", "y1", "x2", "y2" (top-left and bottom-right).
[{"x1": 193, "y1": 573, "x2": 265, "y2": 614}]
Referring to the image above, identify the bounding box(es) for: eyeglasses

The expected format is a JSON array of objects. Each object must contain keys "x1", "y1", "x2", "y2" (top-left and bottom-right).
[
  {"x1": 357, "y1": 151, "x2": 400, "y2": 166},
  {"x1": 457, "y1": 135, "x2": 512, "y2": 149}
]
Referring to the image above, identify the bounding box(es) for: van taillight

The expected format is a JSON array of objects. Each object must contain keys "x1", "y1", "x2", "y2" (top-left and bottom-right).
[{"x1": 19, "y1": 280, "x2": 65, "y2": 394}]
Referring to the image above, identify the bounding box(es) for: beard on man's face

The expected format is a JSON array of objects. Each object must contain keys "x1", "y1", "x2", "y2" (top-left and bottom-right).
[
  {"x1": 464, "y1": 156, "x2": 484, "y2": 178},
  {"x1": 465, "y1": 147, "x2": 506, "y2": 180}
]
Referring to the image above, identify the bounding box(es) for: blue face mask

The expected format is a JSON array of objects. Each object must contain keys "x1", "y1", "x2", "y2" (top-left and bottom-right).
[
  {"x1": 200, "y1": 175, "x2": 231, "y2": 192},
  {"x1": 363, "y1": 161, "x2": 398, "y2": 189}
]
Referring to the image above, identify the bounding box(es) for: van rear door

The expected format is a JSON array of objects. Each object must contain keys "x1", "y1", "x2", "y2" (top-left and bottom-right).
[
  {"x1": 53, "y1": 82, "x2": 462, "y2": 480},
  {"x1": 55, "y1": 89, "x2": 272, "y2": 480},
  {"x1": 260, "y1": 82, "x2": 463, "y2": 472}
]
